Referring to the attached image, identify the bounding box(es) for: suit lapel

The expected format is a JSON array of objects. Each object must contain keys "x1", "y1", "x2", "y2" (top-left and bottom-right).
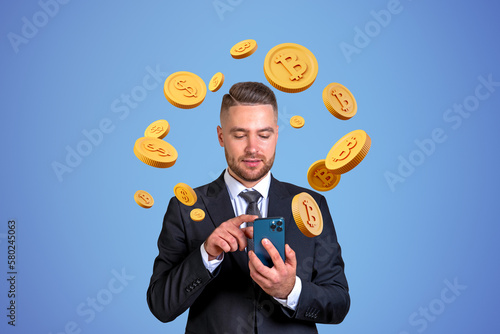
[
  {"x1": 268, "y1": 176, "x2": 294, "y2": 242},
  {"x1": 199, "y1": 171, "x2": 249, "y2": 274},
  {"x1": 201, "y1": 172, "x2": 235, "y2": 229}
]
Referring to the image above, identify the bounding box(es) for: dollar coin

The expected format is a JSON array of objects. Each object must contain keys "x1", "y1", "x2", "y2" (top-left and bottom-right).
[
  {"x1": 164, "y1": 71, "x2": 207, "y2": 109},
  {"x1": 307, "y1": 160, "x2": 341, "y2": 192},
  {"x1": 290, "y1": 115, "x2": 305, "y2": 128},
  {"x1": 134, "y1": 190, "x2": 154, "y2": 209},
  {"x1": 264, "y1": 43, "x2": 318, "y2": 93},
  {"x1": 291, "y1": 192, "x2": 323, "y2": 238},
  {"x1": 190, "y1": 208, "x2": 206, "y2": 222},
  {"x1": 230, "y1": 39, "x2": 258, "y2": 59},
  {"x1": 209, "y1": 72, "x2": 225, "y2": 92},
  {"x1": 174, "y1": 183, "x2": 197, "y2": 206},
  {"x1": 144, "y1": 119, "x2": 170, "y2": 139},
  {"x1": 325, "y1": 130, "x2": 371, "y2": 174},
  {"x1": 322, "y1": 83, "x2": 357, "y2": 120},
  {"x1": 134, "y1": 137, "x2": 178, "y2": 168}
]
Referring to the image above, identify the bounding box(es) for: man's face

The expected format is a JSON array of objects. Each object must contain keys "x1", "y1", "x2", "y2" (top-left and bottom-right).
[{"x1": 217, "y1": 104, "x2": 278, "y2": 187}]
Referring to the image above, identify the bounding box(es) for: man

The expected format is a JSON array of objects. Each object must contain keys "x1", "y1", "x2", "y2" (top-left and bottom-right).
[{"x1": 147, "y1": 82, "x2": 350, "y2": 333}]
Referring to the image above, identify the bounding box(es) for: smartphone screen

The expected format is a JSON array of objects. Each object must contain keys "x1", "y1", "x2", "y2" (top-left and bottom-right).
[{"x1": 253, "y1": 217, "x2": 285, "y2": 267}]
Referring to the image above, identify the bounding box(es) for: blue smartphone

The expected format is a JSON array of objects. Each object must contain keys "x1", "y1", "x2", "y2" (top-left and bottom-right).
[{"x1": 253, "y1": 217, "x2": 285, "y2": 267}]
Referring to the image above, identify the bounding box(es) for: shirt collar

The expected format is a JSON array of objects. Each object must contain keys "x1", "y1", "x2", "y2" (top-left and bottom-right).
[{"x1": 224, "y1": 168, "x2": 271, "y2": 201}]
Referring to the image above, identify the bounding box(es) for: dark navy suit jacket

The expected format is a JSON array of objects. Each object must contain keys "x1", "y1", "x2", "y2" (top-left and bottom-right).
[{"x1": 147, "y1": 172, "x2": 350, "y2": 333}]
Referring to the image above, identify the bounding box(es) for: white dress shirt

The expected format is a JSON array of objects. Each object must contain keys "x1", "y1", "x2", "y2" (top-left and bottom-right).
[{"x1": 200, "y1": 169, "x2": 302, "y2": 310}]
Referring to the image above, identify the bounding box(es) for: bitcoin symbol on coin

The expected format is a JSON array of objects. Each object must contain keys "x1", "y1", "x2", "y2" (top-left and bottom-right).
[
  {"x1": 175, "y1": 80, "x2": 198, "y2": 98},
  {"x1": 331, "y1": 89, "x2": 351, "y2": 112},
  {"x1": 134, "y1": 190, "x2": 154, "y2": 208},
  {"x1": 274, "y1": 52, "x2": 308, "y2": 81},
  {"x1": 331, "y1": 136, "x2": 357, "y2": 162},
  {"x1": 235, "y1": 42, "x2": 252, "y2": 53},
  {"x1": 144, "y1": 143, "x2": 171, "y2": 157},
  {"x1": 302, "y1": 199, "x2": 317, "y2": 228},
  {"x1": 314, "y1": 168, "x2": 335, "y2": 187}
]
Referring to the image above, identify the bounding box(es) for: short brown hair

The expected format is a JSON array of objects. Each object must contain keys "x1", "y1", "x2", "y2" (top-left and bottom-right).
[{"x1": 220, "y1": 82, "x2": 278, "y2": 123}]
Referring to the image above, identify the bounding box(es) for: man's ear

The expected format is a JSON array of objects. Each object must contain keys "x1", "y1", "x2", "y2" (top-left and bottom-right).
[{"x1": 217, "y1": 125, "x2": 224, "y2": 147}]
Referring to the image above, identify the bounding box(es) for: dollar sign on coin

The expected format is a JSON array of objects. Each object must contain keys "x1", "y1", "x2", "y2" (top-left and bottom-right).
[
  {"x1": 209, "y1": 72, "x2": 225, "y2": 92},
  {"x1": 144, "y1": 119, "x2": 170, "y2": 139},
  {"x1": 173, "y1": 183, "x2": 197, "y2": 206},
  {"x1": 175, "y1": 80, "x2": 198, "y2": 97},
  {"x1": 190, "y1": 208, "x2": 205, "y2": 222},
  {"x1": 164, "y1": 71, "x2": 207, "y2": 109},
  {"x1": 134, "y1": 137, "x2": 178, "y2": 168}
]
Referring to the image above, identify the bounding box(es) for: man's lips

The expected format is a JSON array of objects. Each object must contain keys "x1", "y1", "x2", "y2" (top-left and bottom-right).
[{"x1": 242, "y1": 158, "x2": 262, "y2": 168}]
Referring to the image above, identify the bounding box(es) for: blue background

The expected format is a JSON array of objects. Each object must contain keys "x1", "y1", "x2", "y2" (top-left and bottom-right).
[{"x1": 2, "y1": 0, "x2": 499, "y2": 333}]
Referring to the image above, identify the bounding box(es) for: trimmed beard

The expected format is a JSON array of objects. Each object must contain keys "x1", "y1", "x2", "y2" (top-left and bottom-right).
[{"x1": 225, "y1": 149, "x2": 275, "y2": 184}]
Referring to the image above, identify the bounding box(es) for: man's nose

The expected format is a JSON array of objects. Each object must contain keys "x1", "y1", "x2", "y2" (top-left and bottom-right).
[{"x1": 245, "y1": 135, "x2": 259, "y2": 154}]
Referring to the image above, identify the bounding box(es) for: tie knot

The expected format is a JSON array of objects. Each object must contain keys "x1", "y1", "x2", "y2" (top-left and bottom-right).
[{"x1": 239, "y1": 190, "x2": 262, "y2": 204}]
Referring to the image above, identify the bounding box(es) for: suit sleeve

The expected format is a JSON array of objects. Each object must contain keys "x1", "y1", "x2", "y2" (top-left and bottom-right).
[
  {"x1": 287, "y1": 195, "x2": 350, "y2": 324},
  {"x1": 146, "y1": 197, "x2": 216, "y2": 322}
]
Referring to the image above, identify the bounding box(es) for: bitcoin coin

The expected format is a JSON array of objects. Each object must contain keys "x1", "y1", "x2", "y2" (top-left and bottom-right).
[
  {"x1": 290, "y1": 115, "x2": 305, "y2": 128},
  {"x1": 230, "y1": 39, "x2": 258, "y2": 59},
  {"x1": 263, "y1": 43, "x2": 318, "y2": 93},
  {"x1": 307, "y1": 159, "x2": 341, "y2": 192},
  {"x1": 209, "y1": 72, "x2": 225, "y2": 92},
  {"x1": 190, "y1": 208, "x2": 206, "y2": 222},
  {"x1": 291, "y1": 192, "x2": 323, "y2": 238},
  {"x1": 322, "y1": 83, "x2": 357, "y2": 120},
  {"x1": 325, "y1": 130, "x2": 371, "y2": 174},
  {"x1": 174, "y1": 183, "x2": 197, "y2": 206},
  {"x1": 133, "y1": 137, "x2": 178, "y2": 168},
  {"x1": 134, "y1": 190, "x2": 154, "y2": 209},
  {"x1": 164, "y1": 71, "x2": 207, "y2": 109},
  {"x1": 144, "y1": 119, "x2": 170, "y2": 139}
]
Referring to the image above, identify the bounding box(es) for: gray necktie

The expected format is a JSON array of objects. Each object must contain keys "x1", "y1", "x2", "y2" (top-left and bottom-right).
[{"x1": 239, "y1": 190, "x2": 262, "y2": 252}]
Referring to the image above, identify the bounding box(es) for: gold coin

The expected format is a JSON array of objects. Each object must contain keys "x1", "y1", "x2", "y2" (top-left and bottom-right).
[
  {"x1": 174, "y1": 183, "x2": 197, "y2": 206},
  {"x1": 263, "y1": 43, "x2": 318, "y2": 93},
  {"x1": 230, "y1": 39, "x2": 258, "y2": 59},
  {"x1": 164, "y1": 71, "x2": 207, "y2": 109},
  {"x1": 325, "y1": 130, "x2": 371, "y2": 174},
  {"x1": 133, "y1": 137, "x2": 178, "y2": 168},
  {"x1": 307, "y1": 160, "x2": 341, "y2": 192},
  {"x1": 290, "y1": 115, "x2": 305, "y2": 128},
  {"x1": 209, "y1": 72, "x2": 225, "y2": 92},
  {"x1": 134, "y1": 190, "x2": 154, "y2": 209},
  {"x1": 144, "y1": 119, "x2": 170, "y2": 139},
  {"x1": 291, "y1": 192, "x2": 323, "y2": 238},
  {"x1": 190, "y1": 208, "x2": 205, "y2": 222},
  {"x1": 322, "y1": 83, "x2": 357, "y2": 120}
]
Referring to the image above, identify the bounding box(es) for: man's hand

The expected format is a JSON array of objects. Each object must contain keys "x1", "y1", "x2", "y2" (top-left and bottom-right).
[
  {"x1": 248, "y1": 239, "x2": 297, "y2": 299},
  {"x1": 204, "y1": 214, "x2": 258, "y2": 260}
]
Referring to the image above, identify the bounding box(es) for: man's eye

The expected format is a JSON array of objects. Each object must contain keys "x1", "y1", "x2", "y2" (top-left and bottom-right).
[
  {"x1": 234, "y1": 134, "x2": 245, "y2": 139},
  {"x1": 260, "y1": 134, "x2": 270, "y2": 139}
]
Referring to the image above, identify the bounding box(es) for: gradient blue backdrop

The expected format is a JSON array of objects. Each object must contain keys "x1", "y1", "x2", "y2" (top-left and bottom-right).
[{"x1": 2, "y1": 0, "x2": 499, "y2": 333}]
